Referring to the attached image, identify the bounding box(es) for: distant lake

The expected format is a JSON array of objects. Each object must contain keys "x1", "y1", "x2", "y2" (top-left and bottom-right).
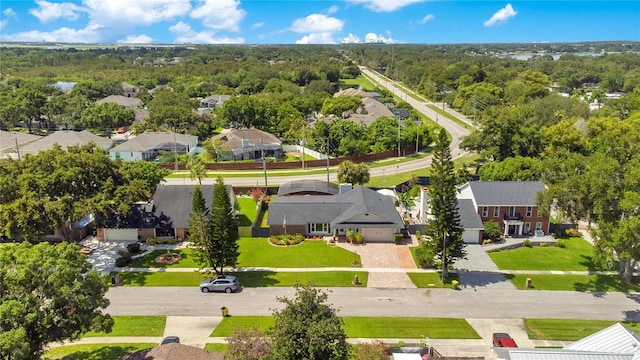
[{"x1": 53, "y1": 81, "x2": 77, "y2": 91}]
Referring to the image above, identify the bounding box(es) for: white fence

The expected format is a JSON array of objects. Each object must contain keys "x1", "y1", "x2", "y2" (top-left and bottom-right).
[{"x1": 282, "y1": 145, "x2": 328, "y2": 160}]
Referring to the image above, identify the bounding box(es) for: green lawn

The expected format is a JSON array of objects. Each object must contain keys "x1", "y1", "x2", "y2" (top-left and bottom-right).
[
  {"x1": 204, "y1": 343, "x2": 228, "y2": 353},
  {"x1": 84, "y1": 316, "x2": 166, "y2": 337},
  {"x1": 339, "y1": 76, "x2": 377, "y2": 91},
  {"x1": 128, "y1": 249, "x2": 200, "y2": 268},
  {"x1": 117, "y1": 270, "x2": 367, "y2": 287},
  {"x1": 42, "y1": 343, "x2": 156, "y2": 360},
  {"x1": 210, "y1": 316, "x2": 479, "y2": 339},
  {"x1": 506, "y1": 273, "x2": 640, "y2": 292},
  {"x1": 489, "y1": 238, "x2": 605, "y2": 271},
  {"x1": 525, "y1": 319, "x2": 640, "y2": 341},
  {"x1": 407, "y1": 272, "x2": 459, "y2": 288},
  {"x1": 236, "y1": 197, "x2": 258, "y2": 226},
  {"x1": 237, "y1": 238, "x2": 361, "y2": 268},
  {"x1": 284, "y1": 151, "x2": 316, "y2": 162}
]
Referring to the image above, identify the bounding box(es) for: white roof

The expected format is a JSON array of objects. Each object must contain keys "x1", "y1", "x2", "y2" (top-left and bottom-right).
[
  {"x1": 565, "y1": 323, "x2": 640, "y2": 360},
  {"x1": 377, "y1": 189, "x2": 396, "y2": 198},
  {"x1": 392, "y1": 354, "x2": 422, "y2": 360}
]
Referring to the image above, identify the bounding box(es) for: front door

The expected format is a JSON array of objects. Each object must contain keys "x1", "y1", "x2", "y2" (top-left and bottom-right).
[{"x1": 508, "y1": 225, "x2": 516, "y2": 235}]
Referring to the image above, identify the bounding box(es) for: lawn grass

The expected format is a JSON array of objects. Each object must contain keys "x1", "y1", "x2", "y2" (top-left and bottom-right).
[
  {"x1": 505, "y1": 273, "x2": 640, "y2": 292},
  {"x1": 340, "y1": 76, "x2": 377, "y2": 91},
  {"x1": 407, "y1": 272, "x2": 459, "y2": 288},
  {"x1": 236, "y1": 197, "x2": 258, "y2": 226},
  {"x1": 525, "y1": 319, "x2": 640, "y2": 341},
  {"x1": 237, "y1": 238, "x2": 361, "y2": 268},
  {"x1": 116, "y1": 270, "x2": 368, "y2": 287},
  {"x1": 489, "y1": 238, "x2": 604, "y2": 271},
  {"x1": 210, "y1": 316, "x2": 479, "y2": 339},
  {"x1": 204, "y1": 343, "x2": 228, "y2": 353},
  {"x1": 84, "y1": 316, "x2": 165, "y2": 337},
  {"x1": 42, "y1": 343, "x2": 156, "y2": 360},
  {"x1": 284, "y1": 151, "x2": 316, "y2": 162},
  {"x1": 128, "y1": 249, "x2": 200, "y2": 268}
]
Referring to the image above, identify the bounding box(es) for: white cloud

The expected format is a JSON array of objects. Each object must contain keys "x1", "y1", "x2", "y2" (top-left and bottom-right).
[
  {"x1": 118, "y1": 34, "x2": 154, "y2": 43},
  {"x1": 1, "y1": 24, "x2": 102, "y2": 43},
  {"x1": 83, "y1": 0, "x2": 191, "y2": 26},
  {"x1": 29, "y1": 0, "x2": 85, "y2": 23},
  {"x1": 0, "y1": 20, "x2": 8, "y2": 30},
  {"x1": 365, "y1": 32, "x2": 390, "y2": 43},
  {"x1": 484, "y1": 3, "x2": 517, "y2": 27},
  {"x1": 291, "y1": 14, "x2": 344, "y2": 33},
  {"x1": 295, "y1": 33, "x2": 336, "y2": 44},
  {"x1": 342, "y1": 33, "x2": 361, "y2": 43},
  {"x1": 347, "y1": 0, "x2": 426, "y2": 12},
  {"x1": 169, "y1": 21, "x2": 244, "y2": 44},
  {"x1": 251, "y1": 22, "x2": 265, "y2": 30},
  {"x1": 3, "y1": 8, "x2": 17, "y2": 19},
  {"x1": 326, "y1": 5, "x2": 339, "y2": 14},
  {"x1": 420, "y1": 14, "x2": 434, "y2": 24},
  {"x1": 190, "y1": 0, "x2": 246, "y2": 32}
]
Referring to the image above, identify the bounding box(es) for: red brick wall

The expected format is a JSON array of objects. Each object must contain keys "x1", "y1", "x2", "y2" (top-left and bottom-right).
[
  {"x1": 138, "y1": 228, "x2": 155, "y2": 241},
  {"x1": 477, "y1": 205, "x2": 550, "y2": 234}
]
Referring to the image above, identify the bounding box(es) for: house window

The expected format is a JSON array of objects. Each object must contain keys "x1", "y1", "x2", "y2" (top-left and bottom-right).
[
  {"x1": 526, "y1": 207, "x2": 533, "y2": 217},
  {"x1": 509, "y1": 206, "x2": 516, "y2": 217},
  {"x1": 156, "y1": 228, "x2": 175, "y2": 237},
  {"x1": 309, "y1": 223, "x2": 329, "y2": 234},
  {"x1": 115, "y1": 152, "x2": 121, "y2": 159},
  {"x1": 482, "y1": 206, "x2": 488, "y2": 217},
  {"x1": 493, "y1": 206, "x2": 500, "y2": 217},
  {"x1": 524, "y1": 222, "x2": 531, "y2": 233},
  {"x1": 535, "y1": 222, "x2": 542, "y2": 231}
]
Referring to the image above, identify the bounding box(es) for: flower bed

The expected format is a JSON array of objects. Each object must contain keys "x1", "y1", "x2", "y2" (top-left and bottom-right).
[{"x1": 269, "y1": 234, "x2": 305, "y2": 246}]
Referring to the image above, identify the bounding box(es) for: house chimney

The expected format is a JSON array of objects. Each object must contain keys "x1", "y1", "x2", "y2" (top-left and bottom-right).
[
  {"x1": 339, "y1": 183, "x2": 352, "y2": 194},
  {"x1": 144, "y1": 201, "x2": 154, "y2": 213}
]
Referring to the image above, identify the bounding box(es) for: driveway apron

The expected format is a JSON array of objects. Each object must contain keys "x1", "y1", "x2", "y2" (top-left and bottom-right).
[
  {"x1": 455, "y1": 245, "x2": 515, "y2": 290},
  {"x1": 336, "y1": 242, "x2": 416, "y2": 288}
]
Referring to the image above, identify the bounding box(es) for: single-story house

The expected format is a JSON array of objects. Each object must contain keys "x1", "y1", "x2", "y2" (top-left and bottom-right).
[
  {"x1": 96, "y1": 95, "x2": 143, "y2": 110},
  {"x1": 121, "y1": 82, "x2": 139, "y2": 98},
  {"x1": 277, "y1": 179, "x2": 339, "y2": 196},
  {"x1": 109, "y1": 132, "x2": 198, "y2": 161},
  {"x1": 97, "y1": 184, "x2": 236, "y2": 242},
  {"x1": 211, "y1": 129, "x2": 282, "y2": 161},
  {"x1": 0, "y1": 130, "x2": 42, "y2": 158},
  {"x1": 267, "y1": 184, "x2": 404, "y2": 242},
  {"x1": 17, "y1": 130, "x2": 113, "y2": 157},
  {"x1": 200, "y1": 94, "x2": 231, "y2": 108},
  {"x1": 457, "y1": 181, "x2": 549, "y2": 237}
]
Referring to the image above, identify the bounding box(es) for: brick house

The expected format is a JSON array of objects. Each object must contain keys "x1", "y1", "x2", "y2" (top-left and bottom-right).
[{"x1": 457, "y1": 181, "x2": 549, "y2": 237}]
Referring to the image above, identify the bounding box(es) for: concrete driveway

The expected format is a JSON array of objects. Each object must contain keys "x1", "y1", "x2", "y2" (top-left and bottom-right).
[{"x1": 454, "y1": 244, "x2": 515, "y2": 290}]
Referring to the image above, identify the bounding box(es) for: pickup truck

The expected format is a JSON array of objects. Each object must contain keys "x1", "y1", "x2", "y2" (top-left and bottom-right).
[{"x1": 492, "y1": 333, "x2": 518, "y2": 348}]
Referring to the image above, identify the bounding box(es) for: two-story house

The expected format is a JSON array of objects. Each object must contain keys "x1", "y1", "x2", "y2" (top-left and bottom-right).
[{"x1": 457, "y1": 181, "x2": 549, "y2": 238}]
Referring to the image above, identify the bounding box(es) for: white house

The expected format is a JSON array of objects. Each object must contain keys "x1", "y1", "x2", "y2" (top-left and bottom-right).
[{"x1": 109, "y1": 132, "x2": 198, "y2": 161}]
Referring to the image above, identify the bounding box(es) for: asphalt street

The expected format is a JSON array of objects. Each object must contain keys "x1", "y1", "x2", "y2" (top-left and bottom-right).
[{"x1": 106, "y1": 286, "x2": 640, "y2": 321}]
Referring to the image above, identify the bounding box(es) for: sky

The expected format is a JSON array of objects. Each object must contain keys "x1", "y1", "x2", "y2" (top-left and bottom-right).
[{"x1": 0, "y1": 0, "x2": 638, "y2": 45}]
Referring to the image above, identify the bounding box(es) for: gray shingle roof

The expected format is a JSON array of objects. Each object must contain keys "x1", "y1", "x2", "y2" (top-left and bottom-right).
[
  {"x1": 468, "y1": 181, "x2": 545, "y2": 206},
  {"x1": 0, "y1": 130, "x2": 42, "y2": 153},
  {"x1": 212, "y1": 129, "x2": 281, "y2": 151},
  {"x1": 268, "y1": 186, "x2": 403, "y2": 229},
  {"x1": 121, "y1": 343, "x2": 224, "y2": 360},
  {"x1": 19, "y1": 130, "x2": 113, "y2": 155},
  {"x1": 96, "y1": 95, "x2": 142, "y2": 108},
  {"x1": 458, "y1": 199, "x2": 483, "y2": 229},
  {"x1": 277, "y1": 180, "x2": 339, "y2": 196},
  {"x1": 110, "y1": 132, "x2": 197, "y2": 152}
]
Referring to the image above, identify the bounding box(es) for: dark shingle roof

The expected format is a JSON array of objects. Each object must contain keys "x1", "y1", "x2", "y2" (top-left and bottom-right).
[
  {"x1": 391, "y1": 108, "x2": 411, "y2": 119},
  {"x1": 268, "y1": 186, "x2": 403, "y2": 229},
  {"x1": 121, "y1": 343, "x2": 224, "y2": 360},
  {"x1": 457, "y1": 199, "x2": 483, "y2": 230},
  {"x1": 468, "y1": 181, "x2": 545, "y2": 206},
  {"x1": 277, "y1": 180, "x2": 339, "y2": 196}
]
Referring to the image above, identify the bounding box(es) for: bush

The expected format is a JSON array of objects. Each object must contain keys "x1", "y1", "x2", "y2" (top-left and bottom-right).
[
  {"x1": 393, "y1": 233, "x2": 403, "y2": 244},
  {"x1": 539, "y1": 242, "x2": 548, "y2": 247},
  {"x1": 268, "y1": 234, "x2": 304, "y2": 246},
  {"x1": 566, "y1": 228, "x2": 582, "y2": 237},
  {"x1": 555, "y1": 240, "x2": 566, "y2": 248},
  {"x1": 146, "y1": 237, "x2": 178, "y2": 245},
  {"x1": 523, "y1": 239, "x2": 533, "y2": 247},
  {"x1": 354, "y1": 232, "x2": 364, "y2": 244},
  {"x1": 483, "y1": 239, "x2": 492, "y2": 245},
  {"x1": 127, "y1": 243, "x2": 141, "y2": 254},
  {"x1": 115, "y1": 254, "x2": 132, "y2": 267},
  {"x1": 414, "y1": 243, "x2": 437, "y2": 269}
]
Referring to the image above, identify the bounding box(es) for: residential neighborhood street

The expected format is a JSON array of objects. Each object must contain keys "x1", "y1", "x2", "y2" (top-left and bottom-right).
[{"x1": 105, "y1": 285, "x2": 640, "y2": 321}]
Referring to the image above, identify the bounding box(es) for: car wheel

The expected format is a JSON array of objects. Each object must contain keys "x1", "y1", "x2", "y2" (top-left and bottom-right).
[
  {"x1": 225, "y1": 287, "x2": 232, "y2": 293},
  {"x1": 201, "y1": 287, "x2": 209, "y2": 293}
]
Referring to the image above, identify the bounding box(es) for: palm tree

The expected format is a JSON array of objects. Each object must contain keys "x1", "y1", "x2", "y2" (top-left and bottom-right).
[{"x1": 187, "y1": 155, "x2": 206, "y2": 185}]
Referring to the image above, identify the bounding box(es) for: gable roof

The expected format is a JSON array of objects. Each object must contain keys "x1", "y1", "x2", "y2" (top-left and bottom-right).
[
  {"x1": 334, "y1": 88, "x2": 371, "y2": 98},
  {"x1": 212, "y1": 129, "x2": 281, "y2": 151},
  {"x1": 565, "y1": 323, "x2": 640, "y2": 360},
  {"x1": 467, "y1": 181, "x2": 545, "y2": 206},
  {"x1": 121, "y1": 343, "x2": 224, "y2": 360},
  {"x1": 110, "y1": 132, "x2": 198, "y2": 152},
  {"x1": 96, "y1": 95, "x2": 142, "y2": 108},
  {"x1": 495, "y1": 348, "x2": 633, "y2": 360},
  {"x1": 458, "y1": 199, "x2": 484, "y2": 230},
  {"x1": 19, "y1": 130, "x2": 113, "y2": 155},
  {"x1": 100, "y1": 184, "x2": 235, "y2": 229},
  {"x1": 277, "y1": 180, "x2": 339, "y2": 196},
  {"x1": 268, "y1": 186, "x2": 403, "y2": 228},
  {"x1": 0, "y1": 130, "x2": 42, "y2": 154},
  {"x1": 392, "y1": 108, "x2": 411, "y2": 119}
]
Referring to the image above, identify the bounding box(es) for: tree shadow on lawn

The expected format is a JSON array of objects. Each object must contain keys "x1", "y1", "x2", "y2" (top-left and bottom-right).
[
  {"x1": 43, "y1": 344, "x2": 154, "y2": 360},
  {"x1": 457, "y1": 270, "x2": 512, "y2": 289},
  {"x1": 233, "y1": 271, "x2": 283, "y2": 287},
  {"x1": 236, "y1": 214, "x2": 252, "y2": 227},
  {"x1": 578, "y1": 254, "x2": 618, "y2": 272},
  {"x1": 573, "y1": 275, "x2": 640, "y2": 294}
]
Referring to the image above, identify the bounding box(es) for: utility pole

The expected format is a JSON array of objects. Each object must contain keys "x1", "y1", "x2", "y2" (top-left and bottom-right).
[
  {"x1": 261, "y1": 139, "x2": 267, "y2": 189},
  {"x1": 301, "y1": 126, "x2": 305, "y2": 170},
  {"x1": 326, "y1": 137, "x2": 330, "y2": 183},
  {"x1": 173, "y1": 131, "x2": 178, "y2": 172},
  {"x1": 442, "y1": 232, "x2": 448, "y2": 283},
  {"x1": 14, "y1": 138, "x2": 21, "y2": 160},
  {"x1": 397, "y1": 119, "x2": 403, "y2": 157}
]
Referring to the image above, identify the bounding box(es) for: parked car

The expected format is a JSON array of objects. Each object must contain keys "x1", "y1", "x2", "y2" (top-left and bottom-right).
[
  {"x1": 160, "y1": 336, "x2": 180, "y2": 345},
  {"x1": 200, "y1": 276, "x2": 240, "y2": 293},
  {"x1": 492, "y1": 333, "x2": 518, "y2": 347}
]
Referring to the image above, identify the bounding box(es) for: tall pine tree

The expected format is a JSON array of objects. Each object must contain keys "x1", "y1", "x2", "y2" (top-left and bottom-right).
[
  {"x1": 189, "y1": 185, "x2": 212, "y2": 267},
  {"x1": 426, "y1": 130, "x2": 465, "y2": 280}
]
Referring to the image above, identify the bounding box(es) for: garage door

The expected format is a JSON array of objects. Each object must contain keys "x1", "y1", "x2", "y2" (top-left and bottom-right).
[
  {"x1": 363, "y1": 228, "x2": 395, "y2": 243},
  {"x1": 104, "y1": 229, "x2": 138, "y2": 241},
  {"x1": 462, "y1": 230, "x2": 480, "y2": 244}
]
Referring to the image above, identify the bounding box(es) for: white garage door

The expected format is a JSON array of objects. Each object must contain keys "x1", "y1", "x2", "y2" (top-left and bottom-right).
[
  {"x1": 104, "y1": 229, "x2": 138, "y2": 241},
  {"x1": 462, "y1": 230, "x2": 480, "y2": 244},
  {"x1": 363, "y1": 228, "x2": 395, "y2": 243}
]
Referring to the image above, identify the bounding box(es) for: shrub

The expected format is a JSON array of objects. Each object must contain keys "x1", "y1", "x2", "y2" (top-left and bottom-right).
[
  {"x1": 566, "y1": 228, "x2": 582, "y2": 237},
  {"x1": 346, "y1": 229, "x2": 356, "y2": 242},
  {"x1": 268, "y1": 234, "x2": 304, "y2": 246},
  {"x1": 414, "y1": 243, "x2": 437, "y2": 269},
  {"x1": 523, "y1": 239, "x2": 533, "y2": 247},
  {"x1": 415, "y1": 230, "x2": 421, "y2": 240},
  {"x1": 353, "y1": 340, "x2": 388, "y2": 360},
  {"x1": 115, "y1": 254, "x2": 132, "y2": 267},
  {"x1": 539, "y1": 242, "x2": 548, "y2": 247},
  {"x1": 393, "y1": 233, "x2": 403, "y2": 244},
  {"x1": 482, "y1": 239, "x2": 492, "y2": 245},
  {"x1": 555, "y1": 240, "x2": 566, "y2": 248},
  {"x1": 354, "y1": 232, "x2": 364, "y2": 244},
  {"x1": 127, "y1": 243, "x2": 141, "y2": 254},
  {"x1": 146, "y1": 237, "x2": 178, "y2": 245}
]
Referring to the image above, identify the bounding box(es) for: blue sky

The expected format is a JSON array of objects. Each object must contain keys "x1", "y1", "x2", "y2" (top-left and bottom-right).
[{"x1": 1, "y1": 1, "x2": 638, "y2": 44}]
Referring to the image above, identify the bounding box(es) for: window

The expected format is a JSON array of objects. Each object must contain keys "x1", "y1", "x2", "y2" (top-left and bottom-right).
[
  {"x1": 493, "y1": 206, "x2": 500, "y2": 217},
  {"x1": 309, "y1": 223, "x2": 329, "y2": 233},
  {"x1": 509, "y1": 206, "x2": 516, "y2": 217},
  {"x1": 524, "y1": 222, "x2": 531, "y2": 233},
  {"x1": 535, "y1": 222, "x2": 542, "y2": 231},
  {"x1": 482, "y1": 206, "x2": 488, "y2": 217},
  {"x1": 156, "y1": 228, "x2": 175, "y2": 237},
  {"x1": 526, "y1": 207, "x2": 533, "y2": 217}
]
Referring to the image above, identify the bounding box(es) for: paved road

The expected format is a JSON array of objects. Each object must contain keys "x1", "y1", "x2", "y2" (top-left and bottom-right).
[
  {"x1": 106, "y1": 286, "x2": 640, "y2": 321},
  {"x1": 163, "y1": 67, "x2": 471, "y2": 187}
]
